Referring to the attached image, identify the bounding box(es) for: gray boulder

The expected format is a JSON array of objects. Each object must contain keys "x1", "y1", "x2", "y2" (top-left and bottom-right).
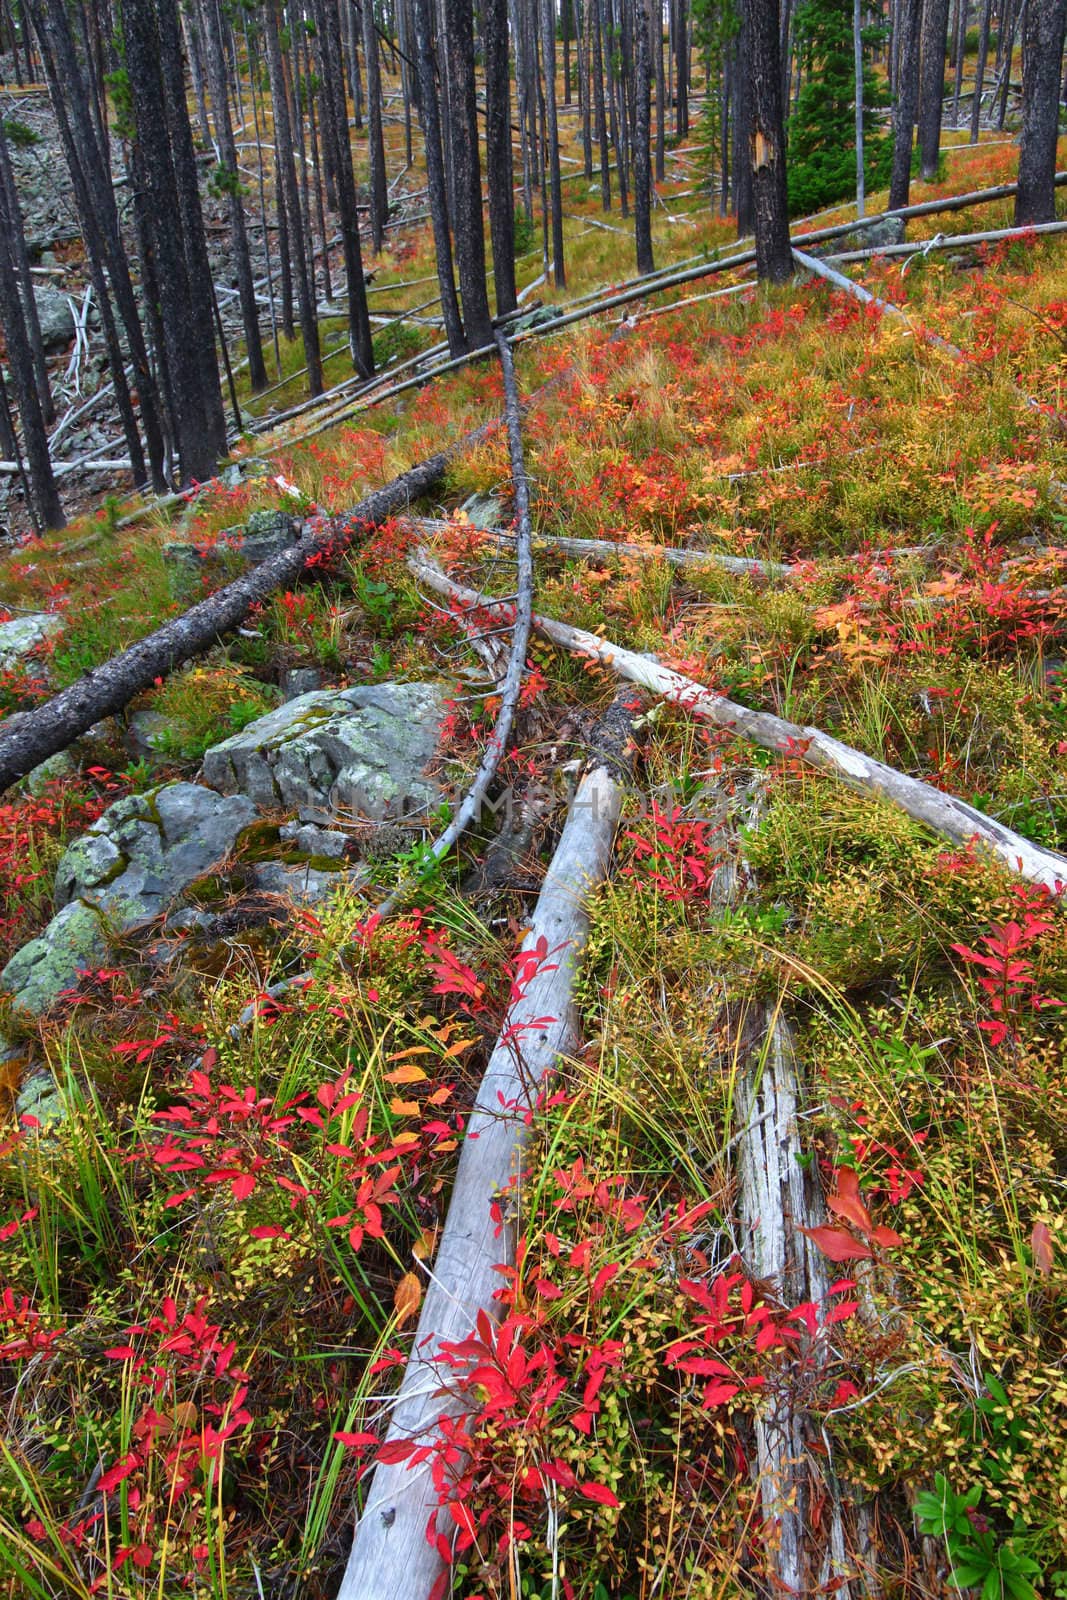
[
  {"x1": 282, "y1": 667, "x2": 322, "y2": 701},
  {"x1": 2, "y1": 782, "x2": 255, "y2": 1014},
  {"x1": 828, "y1": 216, "x2": 907, "y2": 255},
  {"x1": 0, "y1": 612, "x2": 63, "y2": 670},
  {"x1": 202, "y1": 682, "x2": 446, "y2": 822},
  {"x1": 251, "y1": 860, "x2": 343, "y2": 902},
  {"x1": 32, "y1": 287, "x2": 75, "y2": 352},
  {"x1": 460, "y1": 491, "x2": 505, "y2": 530},
  {"x1": 279, "y1": 820, "x2": 348, "y2": 858},
  {"x1": 163, "y1": 508, "x2": 299, "y2": 576}
]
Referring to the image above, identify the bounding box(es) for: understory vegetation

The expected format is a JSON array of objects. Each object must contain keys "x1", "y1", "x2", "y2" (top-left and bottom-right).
[{"x1": 0, "y1": 119, "x2": 1064, "y2": 1600}]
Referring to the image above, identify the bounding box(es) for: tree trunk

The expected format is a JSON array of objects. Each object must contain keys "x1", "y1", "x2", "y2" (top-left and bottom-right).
[
  {"x1": 0, "y1": 192, "x2": 63, "y2": 528},
  {"x1": 654, "y1": 0, "x2": 665, "y2": 180},
  {"x1": 29, "y1": 0, "x2": 167, "y2": 488},
  {"x1": 0, "y1": 121, "x2": 53, "y2": 425},
  {"x1": 200, "y1": 0, "x2": 267, "y2": 390},
  {"x1": 734, "y1": 23, "x2": 754, "y2": 234},
  {"x1": 919, "y1": 0, "x2": 952, "y2": 179},
  {"x1": 1015, "y1": 0, "x2": 1067, "y2": 222},
  {"x1": 263, "y1": 0, "x2": 323, "y2": 395},
  {"x1": 996, "y1": 0, "x2": 1023, "y2": 128},
  {"x1": 155, "y1": 0, "x2": 228, "y2": 457},
  {"x1": 593, "y1": 0, "x2": 612, "y2": 205},
  {"x1": 854, "y1": 0, "x2": 866, "y2": 214},
  {"x1": 563, "y1": 0, "x2": 572, "y2": 101},
  {"x1": 182, "y1": 2, "x2": 212, "y2": 148},
  {"x1": 542, "y1": 0, "x2": 567, "y2": 284},
  {"x1": 633, "y1": 0, "x2": 655, "y2": 272},
  {"x1": 745, "y1": 0, "x2": 792, "y2": 281},
  {"x1": 363, "y1": 0, "x2": 389, "y2": 251},
  {"x1": 969, "y1": 0, "x2": 994, "y2": 138},
  {"x1": 310, "y1": 0, "x2": 375, "y2": 377},
  {"x1": 675, "y1": 0, "x2": 689, "y2": 136},
  {"x1": 443, "y1": 0, "x2": 494, "y2": 344},
  {"x1": 889, "y1": 0, "x2": 922, "y2": 206},
  {"x1": 413, "y1": 0, "x2": 466, "y2": 352},
  {"x1": 485, "y1": 0, "x2": 518, "y2": 314},
  {"x1": 952, "y1": 0, "x2": 968, "y2": 124},
  {"x1": 121, "y1": 0, "x2": 226, "y2": 483}
]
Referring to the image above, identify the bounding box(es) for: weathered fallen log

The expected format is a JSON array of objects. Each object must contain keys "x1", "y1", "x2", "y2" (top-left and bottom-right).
[
  {"x1": 826, "y1": 217, "x2": 1067, "y2": 264},
  {"x1": 794, "y1": 250, "x2": 967, "y2": 361},
  {"x1": 470, "y1": 525, "x2": 793, "y2": 579},
  {"x1": 336, "y1": 758, "x2": 626, "y2": 1600},
  {"x1": 409, "y1": 561, "x2": 1067, "y2": 892},
  {"x1": 375, "y1": 331, "x2": 535, "y2": 917},
  {"x1": 0, "y1": 444, "x2": 475, "y2": 796},
  {"x1": 734, "y1": 997, "x2": 862, "y2": 1592},
  {"x1": 416, "y1": 516, "x2": 794, "y2": 576}
]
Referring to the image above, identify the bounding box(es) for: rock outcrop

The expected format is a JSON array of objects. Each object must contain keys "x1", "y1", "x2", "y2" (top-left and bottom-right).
[
  {"x1": 1, "y1": 784, "x2": 255, "y2": 1014},
  {"x1": 202, "y1": 682, "x2": 446, "y2": 822}
]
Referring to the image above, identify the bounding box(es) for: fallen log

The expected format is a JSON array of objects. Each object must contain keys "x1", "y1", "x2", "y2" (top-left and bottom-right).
[
  {"x1": 336, "y1": 757, "x2": 626, "y2": 1600},
  {"x1": 470, "y1": 525, "x2": 793, "y2": 580},
  {"x1": 732, "y1": 989, "x2": 870, "y2": 1592},
  {"x1": 0, "y1": 442, "x2": 480, "y2": 797},
  {"x1": 408, "y1": 561, "x2": 1067, "y2": 893},
  {"x1": 793, "y1": 250, "x2": 967, "y2": 361},
  {"x1": 826, "y1": 217, "x2": 1067, "y2": 265},
  {"x1": 375, "y1": 331, "x2": 535, "y2": 916}
]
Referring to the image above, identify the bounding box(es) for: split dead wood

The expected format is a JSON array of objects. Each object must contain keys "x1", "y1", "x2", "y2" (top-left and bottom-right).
[
  {"x1": 0, "y1": 439, "x2": 487, "y2": 797},
  {"x1": 374, "y1": 332, "x2": 535, "y2": 917},
  {"x1": 336, "y1": 758, "x2": 626, "y2": 1600},
  {"x1": 407, "y1": 562, "x2": 1067, "y2": 893}
]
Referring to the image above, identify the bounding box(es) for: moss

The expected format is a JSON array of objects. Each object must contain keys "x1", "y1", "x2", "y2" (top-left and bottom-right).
[
  {"x1": 184, "y1": 874, "x2": 229, "y2": 906},
  {"x1": 233, "y1": 820, "x2": 284, "y2": 862}
]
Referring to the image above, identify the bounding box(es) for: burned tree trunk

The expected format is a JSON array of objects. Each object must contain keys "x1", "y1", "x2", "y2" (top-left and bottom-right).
[
  {"x1": 442, "y1": 0, "x2": 494, "y2": 345},
  {"x1": 1015, "y1": 0, "x2": 1067, "y2": 223},
  {"x1": 745, "y1": 0, "x2": 792, "y2": 282},
  {"x1": 890, "y1": 0, "x2": 922, "y2": 206},
  {"x1": 485, "y1": 0, "x2": 518, "y2": 314}
]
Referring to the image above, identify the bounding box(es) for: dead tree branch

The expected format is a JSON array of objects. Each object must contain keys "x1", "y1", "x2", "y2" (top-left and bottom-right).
[
  {"x1": 374, "y1": 331, "x2": 535, "y2": 916},
  {"x1": 409, "y1": 562, "x2": 1067, "y2": 892}
]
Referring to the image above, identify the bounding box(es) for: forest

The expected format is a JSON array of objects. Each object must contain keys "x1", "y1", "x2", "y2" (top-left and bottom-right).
[{"x1": 0, "y1": 0, "x2": 1064, "y2": 1595}]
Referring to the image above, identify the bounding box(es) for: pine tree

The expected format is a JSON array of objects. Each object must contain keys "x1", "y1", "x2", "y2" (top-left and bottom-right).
[{"x1": 787, "y1": 0, "x2": 890, "y2": 215}]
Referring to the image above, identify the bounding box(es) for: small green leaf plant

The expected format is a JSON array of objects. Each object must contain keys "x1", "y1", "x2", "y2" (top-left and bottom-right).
[{"x1": 915, "y1": 1473, "x2": 1042, "y2": 1600}]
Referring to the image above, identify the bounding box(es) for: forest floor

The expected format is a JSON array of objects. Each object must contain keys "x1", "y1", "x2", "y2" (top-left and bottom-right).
[{"x1": 0, "y1": 103, "x2": 1064, "y2": 1600}]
